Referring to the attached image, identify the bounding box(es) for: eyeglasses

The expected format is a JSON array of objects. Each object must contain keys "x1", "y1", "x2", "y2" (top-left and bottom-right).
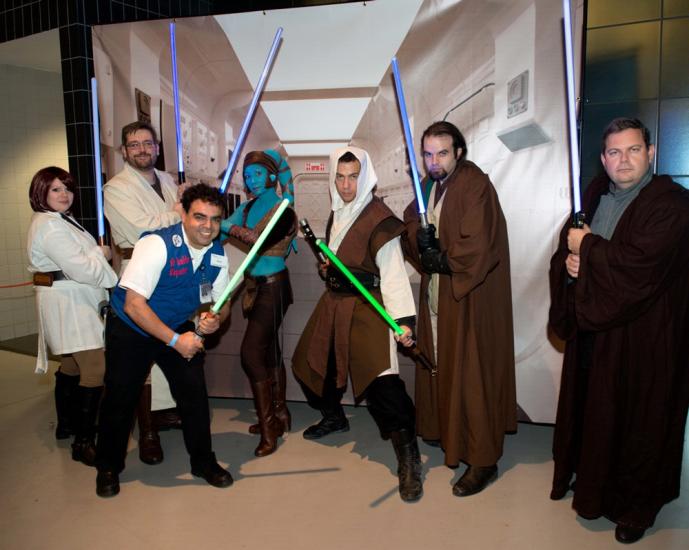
[{"x1": 125, "y1": 140, "x2": 156, "y2": 150}]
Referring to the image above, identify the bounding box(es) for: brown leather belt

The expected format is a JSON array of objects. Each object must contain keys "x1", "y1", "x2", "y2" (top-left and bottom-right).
[
  {"x1": 33, "y1": 271, "x2": 67, "y2": 287},
  {"x1": 245, "y1": 269, "x2": 289, "y2": 286},
  {"x1": 115, "y1": 245, "x2": 133, "y2": 260}
]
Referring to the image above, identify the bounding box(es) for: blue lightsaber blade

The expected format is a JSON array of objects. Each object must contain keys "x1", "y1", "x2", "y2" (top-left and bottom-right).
[
  {"x1": 391, "y1": 57, "x2": 428, "y2": 228},
  {"x1": 90, "y1": 77, "x2": 105, "y2": 243},
  {"x1": 562, "y1": 0, "x2": 583, "y2": 225},
  {"x1": 220, "y1": 27, "x2": 283, "y2": 194},
  {"x1": 169, "y1": 22, "x2": 185, "y2": 184}
]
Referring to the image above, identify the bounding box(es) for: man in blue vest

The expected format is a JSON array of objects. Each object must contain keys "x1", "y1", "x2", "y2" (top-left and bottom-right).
[{"x1": 95, "y1": 183, "x2": 232, "y2": 497}]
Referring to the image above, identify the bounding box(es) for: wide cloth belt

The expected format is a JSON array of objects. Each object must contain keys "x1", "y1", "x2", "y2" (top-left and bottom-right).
[
  {"x1": 325, "y1": 268, "x2": 380, "y2": 295},
  {"x1": 242, "y1": 269, "x2": 289, "y2": 315},
  {"x1": 33, "y1": 271, "x2": 67, "y2": 286},
  {"x1": 115, "y1": 245, "x2": 133, "y2": 260}
]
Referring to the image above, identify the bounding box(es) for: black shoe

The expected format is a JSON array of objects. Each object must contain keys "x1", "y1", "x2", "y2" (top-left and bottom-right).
[
  {"x1": 303, "y1": 414, "x2": 350, "y2": 440},
  {"x1": 452, "y1": 465, "x2": 498, "y2": 497},
  {"x1": 139, "y1": 431, "x2": 164, "y2": 465},
  {"x1": 614, "y1": 525, "x2": 646, "y2": 544},
  {"x1": 152, "y1": 408, "x2": 183, "y2": 431},
  {"x1": 72, "y1": 439, "x2": 97, "y2": 467},
  {"x1": 192, "y1": 462, "x2": 234, "y2": 488},
  {"x1": 422, "y1": 438, "x2": 441, "y2": 447},
  {"x1": 96, "y1": 470, "x2": 120, "y2": 498}
]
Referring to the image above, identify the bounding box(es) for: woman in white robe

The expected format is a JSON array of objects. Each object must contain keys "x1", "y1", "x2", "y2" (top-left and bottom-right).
[{"x1": 27, "y1": 167, "x2": 117, "y2": 466}]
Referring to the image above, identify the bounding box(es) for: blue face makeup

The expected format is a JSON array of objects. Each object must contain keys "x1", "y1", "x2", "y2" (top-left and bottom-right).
[{"x1": 243, "y1": 163, "x2": 270, "y2": 196}]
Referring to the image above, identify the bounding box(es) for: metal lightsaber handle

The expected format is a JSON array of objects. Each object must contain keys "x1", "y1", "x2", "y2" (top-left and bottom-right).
[
  {"x1": 220, "y1": 28, "x2": 283, "y2": 194},
  {"x1": 391, "y1": 57, "x2": 428, "y2": 229},
  {"x1": 299, "y1": 219, "x2": 327, "y2": 264}
]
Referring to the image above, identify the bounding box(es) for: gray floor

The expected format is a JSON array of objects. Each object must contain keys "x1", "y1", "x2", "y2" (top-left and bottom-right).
[{"x1": 1, "y1": 350, "x2": 687, "y2": 550}]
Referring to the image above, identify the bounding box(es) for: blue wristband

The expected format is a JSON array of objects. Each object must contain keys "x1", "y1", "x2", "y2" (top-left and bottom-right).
[{"x1": 168, "y1": 332, "x2": 180, "y2": 347}]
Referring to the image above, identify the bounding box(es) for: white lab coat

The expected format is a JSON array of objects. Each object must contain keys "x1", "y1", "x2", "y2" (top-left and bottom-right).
[{"x1": 27, "y1": 212, "x2": 118, "y2": 374}]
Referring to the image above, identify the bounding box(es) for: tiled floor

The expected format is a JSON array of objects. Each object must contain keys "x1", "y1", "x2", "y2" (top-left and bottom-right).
[{"x1": 0, "y1": 350, "x2": 687, "y2": 550}]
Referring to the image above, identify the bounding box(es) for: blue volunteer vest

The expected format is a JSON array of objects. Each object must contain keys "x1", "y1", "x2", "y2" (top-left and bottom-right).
[{"x1": 111, "y1": 223, "x2": 224, "y2": 336}]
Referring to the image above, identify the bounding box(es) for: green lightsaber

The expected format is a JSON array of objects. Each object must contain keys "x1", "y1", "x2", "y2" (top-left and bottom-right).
[
  {"x1": 211, "y1": 198, "x2": 290, "y2": 314},
  {"x1": 316, "y1": 238, "x2": 437, "y2": 375},
  {"x1": 316, "y1": 238, "x2": 403, "y2": 335}
]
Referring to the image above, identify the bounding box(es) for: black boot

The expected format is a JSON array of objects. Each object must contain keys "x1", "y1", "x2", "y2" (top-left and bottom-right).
[
  {"x1": 303, "y1": 407, "x2": 349, "y2": 440},
  {"x1": 390, "y1": 429, "x2": 423, "y2": 502},
  {"x1": 452, "y1": 464, "x2": 498, "y2": 497},
  {"x1": 71, "y1": 386, "x2": 103, "y2": 467},
  {"x1": 54, "y1": 371, "x2": 79, "y2": 439},
  {"x1": 137, "y1": 385, "x2": 163, "y2": 465}
]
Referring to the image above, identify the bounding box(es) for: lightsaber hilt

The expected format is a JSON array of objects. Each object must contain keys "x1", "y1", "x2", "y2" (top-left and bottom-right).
[
  {"x1": 391, "y1": 57, "x2": 427, "y2": 222},
  {"x1": 299, "y1": 218, "x2": 327, "y2": 264},
  {"x1": 169, "y1": 22, "x2": 186, "y2": 185},
  {"x1": 316, "y1": 239, "x2": 436, "y2": 374},
  {"x1": 573, "y1": 211, "x2": 586, "y2": 228},
  {"x1": 220, "y1": 28, "x2": 283, "y2": 194},
  {"x1": 562, "y1": 0, "x2": 582, "y2": 216},
  {"x1": 90, "y1": 77, "x2": 105, "y2": 240}
]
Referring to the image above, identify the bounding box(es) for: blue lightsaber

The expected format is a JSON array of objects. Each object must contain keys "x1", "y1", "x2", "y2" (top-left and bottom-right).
[
  {"x1": 220, "y1": 27, "x2": 283, "y2": 194},
  {"x1": 169, "y1": 22, "x2": 185, "y2": 184},
  {"x1": 391, "y1": 57, "x2": 428, "y2": 228},
  {"x1": 90, "y1": 77, "x2": 106, "y2": 244},
  {"x1": 562, "y1": 0, "x2": 583, "y2": 226}
]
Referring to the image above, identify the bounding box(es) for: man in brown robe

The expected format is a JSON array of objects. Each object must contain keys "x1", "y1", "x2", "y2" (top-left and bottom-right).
[
  {"x1": 549, "y1": 117, "x2": 689, "y2": 545},
  {"x1": 402, "y1": 121, "x2": 517, "y2": 497},
  {"x1": 292, "y1": 147, "x2": 423, "y2": 502}
]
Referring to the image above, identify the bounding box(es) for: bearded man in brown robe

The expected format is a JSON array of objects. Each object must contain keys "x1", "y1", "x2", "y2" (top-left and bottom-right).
[
  {"x1": 549, "y1": 117, "x2": 689, "y2": 545},
  {"x1": 402, "y1": 121, "x2": 517, "y2": 498}
]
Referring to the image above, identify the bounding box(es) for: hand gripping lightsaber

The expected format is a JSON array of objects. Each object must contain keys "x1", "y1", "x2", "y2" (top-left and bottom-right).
[
  {"x1": 391, "y1": 57, "x2": 428, "y2": 228},
  {"x1": 90, "y1": 77, "x2": 106, "y2": 245},
  {"x1": 220, "y1": 28, "x2": 283, "y2": 194},
  {"x1": 316, "y1": 238, "x2": 437, "y2": 375},
  {"x1": 169, "y1": 22, "x2": 185, "y2": 184},
  {"x1": 299, "y1": 219, "x2": 327, "y2": 264},
  {"x1": 562, "y1": 0, "x2": 584, "y2": 227}
]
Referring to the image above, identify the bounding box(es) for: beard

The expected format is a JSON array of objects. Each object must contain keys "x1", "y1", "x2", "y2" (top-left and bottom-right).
[
  {"x1": 128, "y1": 153, "x2": 156, "y2": 171},
  {"x1": 429, "y1": 167, "x2": 448, "y2": 181}
]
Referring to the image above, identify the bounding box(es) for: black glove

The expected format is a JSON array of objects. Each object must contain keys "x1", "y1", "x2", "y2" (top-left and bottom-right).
[
  {"x1": 416, "y1": 223, "x2": 439, "y2": 253},
  {"x1": 420, "y1": 248, "x2": 451, "y2": 274}
]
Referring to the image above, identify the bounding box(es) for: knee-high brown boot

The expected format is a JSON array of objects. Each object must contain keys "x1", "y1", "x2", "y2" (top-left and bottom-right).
[
  {"x1": 251, "y1": 379, "x2": 283, "y2": 457},
  {"x1": 137, "y1": 384, "x2": 163, "y2": 465},
  {"x1": 248, "y1": 365, "x2": 291, "y2": 435}
]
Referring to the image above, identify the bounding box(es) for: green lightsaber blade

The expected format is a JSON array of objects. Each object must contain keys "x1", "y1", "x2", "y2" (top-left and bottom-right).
[
  {"x1": 316, "y1": 239, "x2": 403, "y2": 336},
  {"x1": 211, "y1": 198, "x2": 290, "y2": 314}
]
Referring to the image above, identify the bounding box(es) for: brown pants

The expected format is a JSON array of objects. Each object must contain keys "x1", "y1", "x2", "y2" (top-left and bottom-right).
[{"x1": 59, "y1": 349, "x2": 105, "y2": 387}]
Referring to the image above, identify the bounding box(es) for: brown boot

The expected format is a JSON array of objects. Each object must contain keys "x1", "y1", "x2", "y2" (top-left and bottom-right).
[
  {"x1": 249, "y1": 365, "x2": 292, "y2": 435},
  {"x1": 137, "y1": 385, "x2": 163, "y2": 465},
  {"x1": 252, "y1": 379, "x2": 283, "y2": 457}
]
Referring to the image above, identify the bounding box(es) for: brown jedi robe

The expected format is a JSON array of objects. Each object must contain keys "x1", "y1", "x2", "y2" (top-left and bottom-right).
[
  {"x1": 403, "y1": 160, "x2": 517, "y2": 467},
  {"x1": 549, "y1": 174, "x2": 689, "y2": 529},
  {"x1": 292, "y1": 198, "x2": 405, "y2": 398}
]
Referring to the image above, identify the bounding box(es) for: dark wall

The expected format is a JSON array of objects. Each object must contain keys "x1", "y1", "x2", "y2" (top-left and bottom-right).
[{"x1": 581, "y1": 0, "x2": 689, "y2": 191}]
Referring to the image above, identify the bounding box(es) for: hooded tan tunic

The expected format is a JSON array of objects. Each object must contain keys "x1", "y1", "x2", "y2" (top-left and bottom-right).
[
  {"x1": 292, "y1": 197, "x2": 405, "y2": 398},
  {"x1": 403, "y1": 160, "x2": 517, "y2": 467}
]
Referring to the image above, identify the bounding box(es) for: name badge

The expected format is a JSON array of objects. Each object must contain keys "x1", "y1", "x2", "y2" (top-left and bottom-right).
[
  {"x1": 210, "y1": 253, "x2": 228, "y2": 268},
  {"x1": 199, "y1": 282, "x2": 213, "y2": 304}
]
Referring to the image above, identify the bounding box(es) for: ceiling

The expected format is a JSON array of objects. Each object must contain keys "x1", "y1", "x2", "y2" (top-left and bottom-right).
[{"x1": 214, "y1": 0, "x2": 424, "y2": 157}]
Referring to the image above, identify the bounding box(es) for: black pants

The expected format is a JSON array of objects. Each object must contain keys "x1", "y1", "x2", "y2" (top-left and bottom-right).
[
  {"x1": 240, "y1": 274, "x2": 291, "y2": 383},
  {"x1": 300, "y1": 348, "x2": 416, "y2": 435},
  {"x1": 96, "y1": 313, "x2": 214, "y2": 474}
]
